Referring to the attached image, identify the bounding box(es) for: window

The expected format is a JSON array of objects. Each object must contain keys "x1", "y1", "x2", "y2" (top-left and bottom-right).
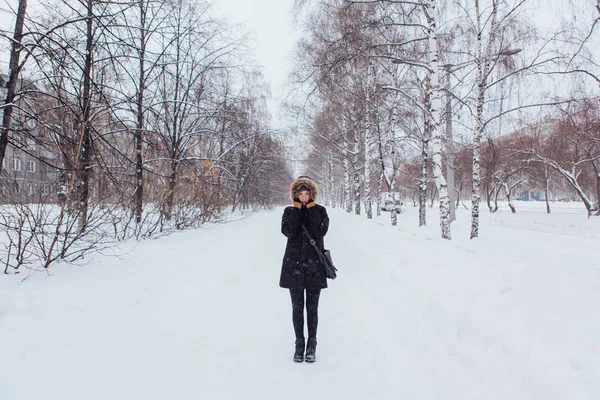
[
  {"x1": 14, "y1": 183, "x2": 21, "y2": 194},
  {"x1": 43, "y1": 185, "x2": 52, "y2": 195},
  {"x1": 13, "y1": 158, "x2": 21, "y2": 171},
  {"x1": 27, "y1": 160, "x2": 36, "y2": 173},
  {"x1": 28, "y1": 184, "x2": 37, "y2": 195},
  {"x1": 27, "y1": 138, "x2": 36, "y2": 151}
]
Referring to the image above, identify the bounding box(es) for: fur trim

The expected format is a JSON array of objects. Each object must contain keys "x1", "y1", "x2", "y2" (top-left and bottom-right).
[{"x1": 290, "y1": 176, "x2": 319, "y2": 202}]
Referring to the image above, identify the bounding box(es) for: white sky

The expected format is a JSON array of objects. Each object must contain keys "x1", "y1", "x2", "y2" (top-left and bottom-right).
[
  {"x1": 0, "y1": 0, "x2": 300, "y2": 129},
  {"x1": 212, "y1": 0, "x2": 300, "y2": 129},
  {"x1": 0, "y1": 0, "x2": 595, "y2": 132}
]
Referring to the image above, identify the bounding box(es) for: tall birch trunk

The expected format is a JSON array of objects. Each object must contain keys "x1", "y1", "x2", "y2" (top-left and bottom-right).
[
  {"x1": 0, "y1": 0, "x2": 28, "y2": 172},
  {"x1": 354, "y1": 162, "x2": 361, "y2": 215},
  {"x1": 343, "y1": 119, "x2": 352, "y2": 213},
  {"x1": 376, "y1": 109, "x2": 384, "y2": 218},
  {"x1": 420, "y1": 76, "x2": 430, "y2": 227},
  {"x1": 353, "y1": 119, "x2": 361, "y2": 216},
  {"x1": 363, "y1": 65, "x2": 373, "y2": 219},
  {"x1": 364, "y1": 61, "x2": 373, "y2": 219},
  {"x1": 389, "y1": 89, "x2": 399, "y2": 226},
  {"x1": 419, "y1": 131, "x2": 428, "y2": 227},
  {"x1": 390, "y1": 179, "x2": 397, "y2": 226},
  {"x1": 377, "y1": 171, "x2": 383, "y2": 217},
  {"x1": 328, "y1": 155, "x2": 335, "y2": 207},
  {"x1": 423, "y1": 0, "x2": 451, "y2": 239},
  {"x1": 471, "y1": 0, "x2": 498, "y2": 239}
]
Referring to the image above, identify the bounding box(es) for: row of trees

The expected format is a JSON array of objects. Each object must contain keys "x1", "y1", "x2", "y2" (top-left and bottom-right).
[
  {"x1": 290, "y1": 0, "x2": 600, "y2": 239},
  {"x1": 400, "y1": 100, "x2": 600, "y2": 217},
  {"x1": 0, "y1": 0, "x2": 290, "y2": 274}
]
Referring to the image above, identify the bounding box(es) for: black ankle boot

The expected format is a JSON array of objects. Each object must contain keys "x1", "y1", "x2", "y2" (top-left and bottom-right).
[
  {"x1": 293, "y1": 338, "x2": 305, "y2": 363},
  {"x1": 305, "y1": 337, "x2": 317, "y2": 363}
]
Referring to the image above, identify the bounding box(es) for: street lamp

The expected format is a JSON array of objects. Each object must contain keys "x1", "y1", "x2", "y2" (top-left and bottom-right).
[{"x1": 499, "y1": 48, "x2": 522, "y2": 57}]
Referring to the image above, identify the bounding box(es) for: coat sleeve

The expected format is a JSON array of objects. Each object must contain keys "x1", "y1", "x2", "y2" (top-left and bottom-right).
[
  {"x1": 305, "y1": 206, "x2": 329, "y2": 237},
  {"x1": 281, "y1": 206, "x2": 302, "y2": 238}
]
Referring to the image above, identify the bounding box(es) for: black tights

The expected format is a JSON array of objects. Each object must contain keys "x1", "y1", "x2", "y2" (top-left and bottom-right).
[{"x1": 289, "y1": 287, "x2": 321, "y2": 339}]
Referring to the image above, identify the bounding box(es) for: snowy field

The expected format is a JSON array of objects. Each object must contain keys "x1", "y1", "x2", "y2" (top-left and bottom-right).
[{"x1": 1, "y1": 201, "x2": 599, "y2": 400}]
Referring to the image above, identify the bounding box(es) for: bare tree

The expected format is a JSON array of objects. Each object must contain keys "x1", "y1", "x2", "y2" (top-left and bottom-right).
[{"x1": 0, "y1": 0, "x2": 28, "y2": 170}]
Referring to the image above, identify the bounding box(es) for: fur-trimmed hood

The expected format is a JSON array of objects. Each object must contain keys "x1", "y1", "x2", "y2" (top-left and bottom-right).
[{"x1": 290, "y1": 176, "x2": 319, "y2": 202}]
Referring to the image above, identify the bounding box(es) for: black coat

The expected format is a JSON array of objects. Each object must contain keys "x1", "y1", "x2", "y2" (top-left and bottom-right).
[{"x1": 279, "y1": 203, "x2": 329, "y2": 289}]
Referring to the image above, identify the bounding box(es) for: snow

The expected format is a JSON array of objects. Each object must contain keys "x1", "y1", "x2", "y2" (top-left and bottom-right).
[{"x1": 1, "y1": 201, "x2": 600, "y2": 399}]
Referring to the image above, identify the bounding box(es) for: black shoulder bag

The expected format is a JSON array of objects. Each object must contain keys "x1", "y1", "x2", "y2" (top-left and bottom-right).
[{"x1": 301, "y1": 225, "x2": 337, "y2": 280}]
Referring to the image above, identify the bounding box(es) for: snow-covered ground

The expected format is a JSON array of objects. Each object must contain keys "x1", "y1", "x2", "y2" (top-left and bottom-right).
[{"x1": 1, "y1": 201, "x2": 599, "y2": 399}]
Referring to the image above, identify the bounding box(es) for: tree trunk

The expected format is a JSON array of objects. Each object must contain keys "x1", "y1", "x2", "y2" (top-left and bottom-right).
[
  {"x1": 493, "y1": 186, "x2": 500, "y2": 212},
  {"x1": 389, "y1": 89, "x2": 399, "y2": 226},
  {"x1": 423, "y1": 0, "x2": 451, "y2": 239},
  {"x1": 419, "y1": 76, "x2": 430, "y2": 228},
  {"x1": 503, "y1": 183, "x2": 516, "y2": 213},
  {"x1": 596, "y1": 171, "x2": 600, "y2": 216},
  {"x1": 134, "y1": 0, "x2": 147, "y2": 225},
  {"x1": 486, "y1": 184, "x2": 493, "y2": 212},
  {"x1": 377, "y1": 170, "x2": 383, "y2": 217},
  {"x1": 354, "y1": 164, "x2": 361, "y2": 215},
  {"x1": 544, "y1": 164, "x2": 551, "y2": 214},
  {"x1": 471, "y1": 0, "x2": 498, "y2": 238},
  {"x1": 343, "y1": 132, "x2": 352, "y2": 213},
  {"x1": 78, "y1": 0, "x2": 94, "y2": 233},
  {"x1": 376, "y1": 110, "x2": 386, "y2": 218},
  {"x1": 591, "y1": 159, "x2": 600, "y2": 215},
  {"x1": 0, "y1": 0, "x2": 27, "y2": 170},
  {"x1": 57, "y1": 127, "x2": 70, "y2": 207},
  {"x1": 364, "y1": 61, "x2": 373, "y2": 219},
  {"x1": 353, "y1": 120, "x2": 361, "y2": 216},
  {"x1": 390, "y1": 196, "x2": 398, "y2": 226},
  {"x1": 471, "y1": 92, "x2": 483, "y2": 235},
  {"x1": 419, "y1": 135, "x2": 427, "y2": 227},
  {"x1": 444, "y1": 69, "x2": 456, "y2": 222},
  {"x1": 471, "y1": 0, "x2": 484, "y2": 239},
  {"x1": 328, "y1": 155, "x2": 335, "y2": 207},
  {"x1": 165, "y1": 157, "x2": 177, "y2": 221}
]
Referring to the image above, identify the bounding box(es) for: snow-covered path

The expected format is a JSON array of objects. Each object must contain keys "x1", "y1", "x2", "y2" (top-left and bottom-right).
[{"x1": 2, "y1": 206, "x2": 599, "y2": 399}]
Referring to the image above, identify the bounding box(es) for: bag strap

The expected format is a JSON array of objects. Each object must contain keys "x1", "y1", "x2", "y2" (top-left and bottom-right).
[{"x1": 301, "y1": 224, "x2": 319, "y2": 249}]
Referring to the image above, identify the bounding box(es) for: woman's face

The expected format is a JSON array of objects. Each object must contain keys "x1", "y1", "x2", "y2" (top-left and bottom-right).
[{"x1": 298, "y1": 191, "x2": 311, "y2": 205}]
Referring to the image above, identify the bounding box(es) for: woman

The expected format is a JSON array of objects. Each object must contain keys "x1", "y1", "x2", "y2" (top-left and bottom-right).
[{"x1": 280, "y1": 176, "x2": 330, "y2": 363}]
